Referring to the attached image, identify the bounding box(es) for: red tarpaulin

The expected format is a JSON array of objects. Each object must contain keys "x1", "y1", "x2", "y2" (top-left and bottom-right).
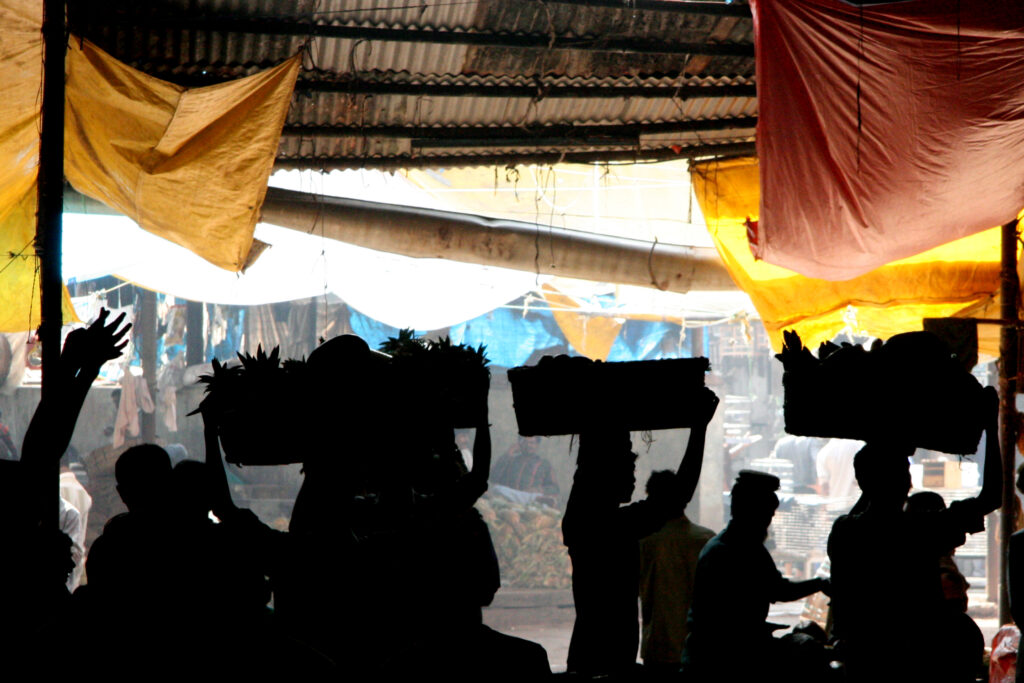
[{"x1": 750, "y1": 0, "x2": 1024, "y2": 281}]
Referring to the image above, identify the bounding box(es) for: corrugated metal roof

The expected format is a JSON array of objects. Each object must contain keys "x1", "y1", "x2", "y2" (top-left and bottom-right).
[{"x1": 69, "y1": 0, "x2": 757, "y2": 169}]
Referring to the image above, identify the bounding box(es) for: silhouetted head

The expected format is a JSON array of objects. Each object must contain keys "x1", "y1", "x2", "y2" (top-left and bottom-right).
[
  {"x1": 730, "y1": 470, "x2": 781, "y2": 534},
  {"x1": 853, "y1": 443, "x2": 913, "y2": 508},
  {"x1": 905, "y1": 490, "x2": 946, "y2": 514},
  {"x1": 115, "y1": 444, "x2": 172, "y2": 514},
  {"x1": 307, "y1": 334, "x2": 389, "y2": 437},
  {"x1": 646, "y1": 470, "x2": 686, "y2": 517},
  {"x1": 172, "y1": 459, "x2": 211, "y2": 523},
  {"x1": 1017, "y1": 463, "x2": 1024, "y2": 496}
]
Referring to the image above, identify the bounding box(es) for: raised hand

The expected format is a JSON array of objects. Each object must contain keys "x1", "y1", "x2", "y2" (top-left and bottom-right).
[
  {"x1": 62, "y1": 308, "x2": 131, "y2": 375},
  {"x1": 694, "y1": 387, "x2": 720, "y2": 426}
]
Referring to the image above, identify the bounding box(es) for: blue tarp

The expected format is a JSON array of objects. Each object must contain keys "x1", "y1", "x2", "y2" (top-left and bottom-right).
[{"x1": 346, "y1": 297, "x2": 693, "y2": 368}]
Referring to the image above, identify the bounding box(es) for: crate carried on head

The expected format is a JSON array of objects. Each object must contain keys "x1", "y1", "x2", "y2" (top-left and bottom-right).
[
  {"x1": 776, "y1": 330, "x2": 987, "y2": 455},
  {"x1": 508, "y1": 355, "x2": 711, "y2": 436}
]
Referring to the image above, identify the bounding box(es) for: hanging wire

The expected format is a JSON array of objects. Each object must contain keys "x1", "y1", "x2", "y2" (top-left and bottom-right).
[
  {"x1": 86, "y1": 278, "x2": 134, "y2": 299},
  {"x1": 0, "y1": 239, "x2": 36, "y2": 277},
  {"x1": 28, "y1": 260, "x2": 39, "y2": 335}
]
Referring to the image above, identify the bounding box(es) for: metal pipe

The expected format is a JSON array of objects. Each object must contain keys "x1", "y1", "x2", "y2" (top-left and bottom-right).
[
  {"x1": 283, "y1": 117, "x2": 759, "y2": 141},
  {"x1": 999, "y1": 216, "x2": 1020, "y2": 624},
  {"x1": 62, "y1": 184, "x2": 737, "y2": 292},
  {"x1": 258, "y1": 187, "x2": 736, "y2": 292}
]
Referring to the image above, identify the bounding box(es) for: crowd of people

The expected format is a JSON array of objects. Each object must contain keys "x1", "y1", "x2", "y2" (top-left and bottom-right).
[{"x1": 3, "y1": 309, "x2": 1009, "y2": 681}]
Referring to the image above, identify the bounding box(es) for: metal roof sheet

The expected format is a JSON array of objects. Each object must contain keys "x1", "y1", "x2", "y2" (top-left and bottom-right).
[{"x1": 70, "y1": 0, "x2": 757, "y2": 169}]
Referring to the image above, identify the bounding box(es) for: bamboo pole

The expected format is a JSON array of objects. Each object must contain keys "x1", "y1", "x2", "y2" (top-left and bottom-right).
[
  {"x1": 139, "y1": 290, "x2": 158, "y2": 443},
  {"x1": 35, "y1": 0, "x2": 65, "y2": 528},
  {"x1": 999, "y1": 216, "x2": 1019, "y2": 624}
]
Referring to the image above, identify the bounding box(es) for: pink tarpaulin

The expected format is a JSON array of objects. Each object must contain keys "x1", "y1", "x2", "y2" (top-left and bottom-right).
[{"x1": 750, "y1": 0, "x2": 1024, "y2": 281}]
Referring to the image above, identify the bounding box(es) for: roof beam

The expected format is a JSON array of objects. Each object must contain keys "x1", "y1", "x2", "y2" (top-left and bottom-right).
[
  {"x1": 86, "y1": 17, "x2": 753, "y2": 57},
  {"x1": 275, "y1": 141, "x2": 757, "y2": 170},
  {"x1": 540, "y1": 0, "x2": 752, "y2": 17},
  {"x1": 283, "y1": 117, "x2": 758, "y2": 145},
  {"x1": 296, "y1": 80, "x2": 757, "y2": 99},
  {"x1": 412, "y1": 136, "x2": 640, "y2": 149},
  {"x1": 125, "y1": 67, "x2": 757, "y2": 99}
]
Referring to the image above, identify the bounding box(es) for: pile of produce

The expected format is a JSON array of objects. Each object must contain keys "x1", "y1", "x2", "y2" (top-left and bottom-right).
[
  {"x1": 508, "y1": 354, "x2": 710, "y2": 435},
  {"x1": 476, "y1": 495, "x2": 571, "y2": 590},
  {"x1": 379, "y1": 330, "x2": 490, "y2": 428},
  {"x1": 777, "y1": 330, "x2": 987, "y2": 454},
  {"x1": 193, "y1": 346, "x2": 312, "y2": 466},
  {"x1": 194, "y1": 333, "x2": 490, "y2": 465}
]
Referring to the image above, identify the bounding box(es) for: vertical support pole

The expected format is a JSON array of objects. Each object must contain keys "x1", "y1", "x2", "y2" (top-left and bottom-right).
[
  {"x1": 35, "y1": 0, "x2": 66, "y2": 528},
  {"x1": 140, "y1": 289, "x2": 158, "y2": 443},
  {"x1": 999, "y1": 216, "x2": 1019, "y2": 625},
  {"x1": 186, "y1": 300, "x2": 204, "y2": 366}
]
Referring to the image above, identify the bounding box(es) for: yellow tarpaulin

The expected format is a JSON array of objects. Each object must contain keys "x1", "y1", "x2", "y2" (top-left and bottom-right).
[
  {"x1": 540, "y1": 284, "x2": 624, "y2": 360},
  {"x1": 65, "y1": 39, "x2": 300, "y2": 272},
  {"x1": 0, "y1": 0, "x2": 75, "y2": 332},
  {"x1": 691, "y1": 157, "x2": 1014, "y2": 354},
  {"x1": 0, "y1": 15, "x2": 298, "y2": 332}
]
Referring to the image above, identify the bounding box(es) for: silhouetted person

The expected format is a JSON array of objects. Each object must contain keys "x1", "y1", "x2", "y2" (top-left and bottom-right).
[
  {"x1": 84, "y1": 443, "x2": 174, "y2": 624},
  {"x1": 827, "y1": 387, "x2": 1001, "y2": 682},
  {"x1": 356, "y1": 362, "x2": 550, "y2": 681},
  {"x1": 6, "y1": 310, "x2": 130, "y2": 667},
  {"x1": 682, "y1": 470, "x2": 829, "y2": 683},
  {"x1": 638, "y1": 470, "x2": 715, "y2": 675},
  {"x1": 562, "y1": 388, "x2": 718, "y2": 676},
  {"x1": 904, "y1": 490, "x2": 984, "y2": 682}
]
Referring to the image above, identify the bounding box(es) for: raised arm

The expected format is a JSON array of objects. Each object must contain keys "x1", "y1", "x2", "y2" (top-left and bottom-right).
[
  {"x1": 201, "y1": 407, "x2": 238, "y2": 520},
  {"x1": 774, "y1": 576, "x2": 830, "y2": 603},
  {"x1": 23, "y1": 309, "x2": 130, "y2": 465},
  {"x1": 460, "y1": 368, "x2": 491, "y2": 504},
  {"x1": 22, "y1": 309, "x2": 129, "y2": 523},
  {"x1": 469, "y1": 371, "x2": 491, "y2": 484},
  {"x1": 676, "y1": 388, "x2": 720, "y2": 505},
  {"x1": 976, "y1": 386, "x2": 1002, "y2": 514}
]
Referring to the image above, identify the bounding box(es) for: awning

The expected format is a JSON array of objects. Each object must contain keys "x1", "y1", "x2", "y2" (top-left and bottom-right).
[
  {"x1": 750, "y1": 0, "x2": 1024, "y2": 280},
  {"x1": 692, "y1": 156, "x2": 1016, "y2": 354}
]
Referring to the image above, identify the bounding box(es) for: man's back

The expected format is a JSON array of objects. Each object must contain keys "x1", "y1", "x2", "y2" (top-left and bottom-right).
[
  {"x1": 639, "y1": 514, "x2": 715, "y2": 664},
  {"x1": 827, "y1": 501, "x2": 985, "y2": 680}
]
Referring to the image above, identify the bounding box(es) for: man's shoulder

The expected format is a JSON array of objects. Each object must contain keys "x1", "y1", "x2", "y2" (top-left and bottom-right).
[
  {"x1": 696, "y1": 530, "x2": 729, "y2": 559},
  {"x1": 691, "y1": 522, "x2": 716, "y2": 541},
  {"x1": 673, "y1": 515, "x2": 716, "y2": 539}
]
